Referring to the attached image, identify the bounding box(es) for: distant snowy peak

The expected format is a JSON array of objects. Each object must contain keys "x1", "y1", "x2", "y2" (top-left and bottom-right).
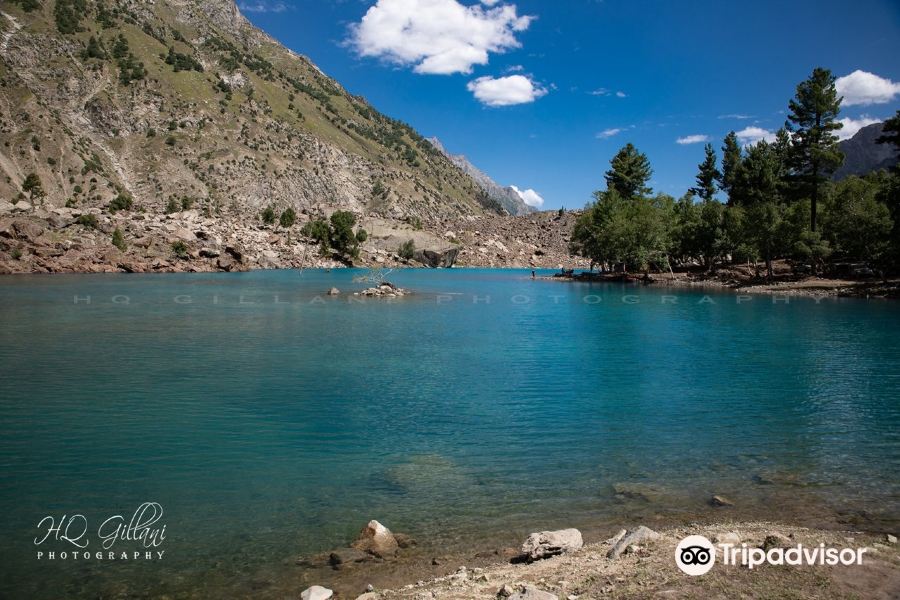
[{"x1": 428, "y1": 138, "x2": 537, "y2": 216}]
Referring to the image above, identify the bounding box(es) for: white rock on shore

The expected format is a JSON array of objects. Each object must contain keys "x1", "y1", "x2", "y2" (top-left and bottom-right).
[
  {"x1": 301, "y1": 585, "x2": 333, "y2": 600},
  {"x1": 521, "y1": 529, "x2": 583, "y2": 561},
  {"x1": 606, "y1": 526, "x2": 660, "y2": 560}
]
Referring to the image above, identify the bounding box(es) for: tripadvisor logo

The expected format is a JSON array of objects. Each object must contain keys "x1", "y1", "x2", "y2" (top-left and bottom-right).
[
  {"x1": 676, "y1": 534, "x2": 870, "y2": 575},
  {"x1": 676, "y1": 535, "x2": 715, "y2": 576}
]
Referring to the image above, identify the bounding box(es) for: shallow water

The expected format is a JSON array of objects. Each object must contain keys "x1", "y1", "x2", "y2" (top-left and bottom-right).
[{"x1": 0, "y1": 269, "x2": 898, "y2": 598}]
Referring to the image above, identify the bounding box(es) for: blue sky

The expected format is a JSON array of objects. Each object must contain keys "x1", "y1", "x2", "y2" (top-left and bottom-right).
[{"x1": 240, "y1": 0, "x2": 900, "y2": 210}]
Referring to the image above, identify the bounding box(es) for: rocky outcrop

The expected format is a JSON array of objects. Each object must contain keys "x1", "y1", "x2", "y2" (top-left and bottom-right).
[
  {"x1": 520, "y1": 529, "x2": 583, "y2": 562},
  {"x1": 351, "y1": 520, "x2": 399, "y2": 558},
  {"x1": 413, "y1": 247, "x2": 459, "y2": 268},
  {"x1": 354, "y1": 283, "x2": 409, "y2": 298}
]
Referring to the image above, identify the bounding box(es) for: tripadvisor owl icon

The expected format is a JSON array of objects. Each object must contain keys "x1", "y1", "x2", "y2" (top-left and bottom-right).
[{"x1": 676, "y1": 535, "x2": 716, "y2": 576}]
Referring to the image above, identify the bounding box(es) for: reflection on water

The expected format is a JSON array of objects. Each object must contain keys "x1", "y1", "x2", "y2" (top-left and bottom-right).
[{"x1": 0, "y1": 269, "x2": 898, "y2": 598}]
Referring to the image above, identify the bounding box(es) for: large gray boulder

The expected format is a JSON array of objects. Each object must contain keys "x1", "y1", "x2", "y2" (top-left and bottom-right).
[
  {"x1": 413, "y1": 247, "x2": 459, "y2": 268},
  {"x1": 351, "y1": 520, "x2": 399, "y2": 558},
  {"x1": 521, "y1": 528, "x2": 583, "y2": 561},
  {"x1": 606, "y1": 526, "x2": 660, "y2": 559}
]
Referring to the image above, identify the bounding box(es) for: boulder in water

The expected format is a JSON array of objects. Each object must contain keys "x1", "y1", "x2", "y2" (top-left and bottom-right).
[{"x1": 351, "y1": 520, "x2": 399, "y2": 558}]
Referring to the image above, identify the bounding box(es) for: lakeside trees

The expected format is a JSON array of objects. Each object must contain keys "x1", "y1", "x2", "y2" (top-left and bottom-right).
[{"x1": 571, "y1": 68, "x2": 899, "y2": 278}]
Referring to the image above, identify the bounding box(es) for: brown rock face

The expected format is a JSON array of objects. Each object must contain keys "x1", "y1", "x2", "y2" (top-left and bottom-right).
[{"x1": 351, "y1": 520, "x2": 399, "y2": 558}]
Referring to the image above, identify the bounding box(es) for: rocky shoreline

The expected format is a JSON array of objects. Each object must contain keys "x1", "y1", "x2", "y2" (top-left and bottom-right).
[
  {"x1": 547, "y1": 263, "x2": 900, "y2": 299},
  {"x1": 0, "y1": 204, "x2": 589, "y2": 274},
  {"x1": 295, "y1": 520, "x2": 899, "y2": 600}
]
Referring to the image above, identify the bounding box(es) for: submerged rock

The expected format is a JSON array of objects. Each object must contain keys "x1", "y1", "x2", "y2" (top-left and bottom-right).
[
  {"x1": 351, "y1": 520, "x2": 399, "y2": 558},
  {"x1": 329, "y1": 548, "x2": 371, "y2": 568},
  {"x1": 300, "y1": 585, "x2": 333, "y2": 600},
  {"x1": 710, "y1": 494, "x2": 734, "y2": 507},
  {"x1": 521, "y1": 528, "x2": 583, "y2": 561},
  {"x1": 607, "y1": 526, "x2": 661, "y2": 559},
  {"x1": 327, "y1": 287, "x2": 340, "y2": 296}
]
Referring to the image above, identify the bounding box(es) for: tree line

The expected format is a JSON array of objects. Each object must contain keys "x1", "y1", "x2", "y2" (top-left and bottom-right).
[{"x1": 571, "y1": 68, "x2": 900, "y2": 279}]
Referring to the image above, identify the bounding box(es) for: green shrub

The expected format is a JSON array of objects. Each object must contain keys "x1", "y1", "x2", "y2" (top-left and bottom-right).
[
  {"x1": 330, "y1": 210, "x2": 359, "y2": 257},
  {"x1": 76, "y1": 214, "x2": 99, "y2": 229},
  {"x1": 261, "y1": 205, "x2": 276, "y2": 225},
  {"x1": 165, "y1": 198, "x2": 180, "y2": 214},
  {"x1": 171, "y1": 240, "x2": 189, "y2": 259},
  {"x1": 107, "y1": 193, "x2": 133, "y2": 213},
  {"x1": 111, "y1": 227, "x2": 126, "y2": 251},
  {"x1": 279, "y1": 207, "x2": 297, "y2": 228},
  {"x1": 398, "y1": 239, "x2": 415, "y2": 260},
  {"x1": 356, "y1": 228, "x2": 368, "y2": 243},
  {"x1": 300, "y1": 218, "x2": 330, "y2": 246}
]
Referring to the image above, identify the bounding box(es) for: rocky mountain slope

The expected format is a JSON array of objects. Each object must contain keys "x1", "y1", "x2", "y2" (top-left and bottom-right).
[
  {"x1": 0, "y1": 0, "x2": 497, "y2": 222},
  {"x1": 834, "y1": 121, "x2": 899, "y2": 180},
  {"x1": 429, "y1": 137, "x2": 535, "y2": 216},
  {"x1": 0, "y1": 0, "x2": 582, "y2": 274}
]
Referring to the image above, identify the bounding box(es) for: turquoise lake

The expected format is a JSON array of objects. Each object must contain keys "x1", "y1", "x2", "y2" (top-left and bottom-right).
[{"x1": 1, "y1": 269, "x2": 898, "y2": 598}]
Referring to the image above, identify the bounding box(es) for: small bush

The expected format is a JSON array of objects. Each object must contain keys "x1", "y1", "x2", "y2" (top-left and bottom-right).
[
  {"x1": 279, "y1": 207, "x2": 297, "y2": 229},
  {"x1": 171, "y1": 240, "x2": 189, "y2": 259},
  {"x1": 261, "y1": 205, "x2": 276, "y2": 225},
  {"x1": 111, "y1": 227, "x2": 126, "y2": 251},
  {"x1": 165, "y1": 198, "x2": 180, "y2": 214},
  {"x1": 356, "y1": 228, "x2": 368, "y2": 243},
  {"x1": 108, "y1": 193, "x2": 133, "y2": 213},
  {"x1": 76, "y1": 214, "x2": 99, "y2": 229},
  {"x1": 398, "y1": 239, "x2": 415, "y2": 260}
]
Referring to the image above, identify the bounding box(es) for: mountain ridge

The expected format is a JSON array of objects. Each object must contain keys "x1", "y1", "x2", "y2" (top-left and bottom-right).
[
  {"x1": 834, "y1": 121, "x2": 899, "y2": 180},
  {"x1": 0, "y1": 0, "x2": 496, "y2": 222},
  {"x1": 428, "y1": 137, "x2": 536, "y2": 216}
]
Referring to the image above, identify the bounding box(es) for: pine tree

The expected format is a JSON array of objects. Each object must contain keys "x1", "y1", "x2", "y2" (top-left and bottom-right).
[
  {"x1": 786, "y1": 67, "x2": 844, "y2": 232},
  {"x1": 604, "y1": 143, "x2": 653, "y2": 198},
  {"x1": 690, "y1": 143, "x2": 720, "y2": 201},
  {"x1": 22, "y1": 173, "x2": 44, "y2": 207},
  {"x1": 719, "y1": 131, "x2": 743, "y2": 203}
]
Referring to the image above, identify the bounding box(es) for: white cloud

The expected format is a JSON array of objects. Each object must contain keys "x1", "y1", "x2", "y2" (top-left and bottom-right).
[
  {"x1": 718, "y1": 113, "x2": 753, "y2": 120},
  {"x1": 349, "y1": 0, "x2": 534, "y2": 75},
  {"x1": 735, "y1": 126, "x2": 777, "y2": 146},
  {"x1": 836, "y1": 70, "x2": 900, "y2": 106},
  {"x1": 836, "y1": 115, "x2": 882, "y2": 141},
  {"x1": 595, "y1": 128, "x2": 623, "y2": 139},
  {"x1": 589, "y1": 88, "x2": 626, "y2": 98},
  {"x1": 467, "y1": 75, "x2": 546, "y2": 106},
  {"x1": 511, "y1": 185, "x2": 544, "y2": 208},
  {"x1": 238, "y1": 1, "x2": 288, "y2": 12},
  {"x1": 676, "y1": 134, "x2": 710, "y2": 145}
]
